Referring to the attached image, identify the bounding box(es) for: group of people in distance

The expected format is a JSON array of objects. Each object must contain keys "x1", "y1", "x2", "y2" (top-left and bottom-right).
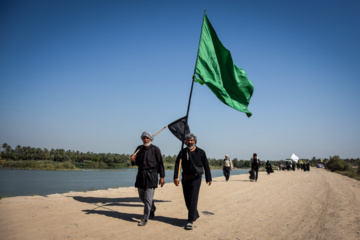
[
  {"x1": 285, "y1": 161, "x2": 310, "y2": 171},
  {"x1": 299, "y1": 162, "x2": 311, "y2": 171},
  {"x1": 225, "y1": 154, "x2": 275, "y2": 183},
  {"x1": 130, "y1": 131, "x2": 262, "y2": 230}
]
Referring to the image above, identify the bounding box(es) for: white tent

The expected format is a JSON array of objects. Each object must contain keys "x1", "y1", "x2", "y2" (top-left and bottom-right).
[{"x1": 291, "y1": 153, "x2": 299, "y2": 162}]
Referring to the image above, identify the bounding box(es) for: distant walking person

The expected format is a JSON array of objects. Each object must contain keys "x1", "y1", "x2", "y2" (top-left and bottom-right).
[
  {"x1": 265, "y1": 160, "x2": 274, "y2": 174},
  {"x1": 222, "y1": 154, "x2": 233, "y2": 181},
  {"x1": 130, "y1": 132, "x2": 165, "y2": 226},
  {"x1": 174, "y1": 133, "x2": 212, "y2": 230},
  {"x1": 251, "y1": 153, "x2": 260, "y2": 182}
]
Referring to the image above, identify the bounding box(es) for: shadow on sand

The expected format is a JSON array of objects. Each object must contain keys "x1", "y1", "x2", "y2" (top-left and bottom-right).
[
  {"x1": 232, "y1": 179, "x2": 252, "y2": 182},
  {"x1": 71, "y1": 196, "x2": 185, "y2": 227}
]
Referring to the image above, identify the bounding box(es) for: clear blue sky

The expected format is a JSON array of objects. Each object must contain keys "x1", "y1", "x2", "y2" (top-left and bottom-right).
[{"x1": 1, "y1": 0, "x2": 359, "y2": 161}]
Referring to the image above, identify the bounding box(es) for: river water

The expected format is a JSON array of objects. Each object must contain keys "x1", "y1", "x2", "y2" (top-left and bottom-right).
[{"x1": 0, "y1": 168, "x2": 249, "y2": 197}]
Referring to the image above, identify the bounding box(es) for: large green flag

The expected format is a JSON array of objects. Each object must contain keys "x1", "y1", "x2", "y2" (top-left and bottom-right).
[{"x1": 194, "y1": 12, "x2": 254, "y2": 117}]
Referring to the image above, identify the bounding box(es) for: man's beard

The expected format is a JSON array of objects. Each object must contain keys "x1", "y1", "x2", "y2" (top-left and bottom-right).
[
  {"x1": 187, "y1": 143, "x2": 195, "y2": 150},
  {"x1": 143, "y1": 141, "x2": 152, "y2": 147}
]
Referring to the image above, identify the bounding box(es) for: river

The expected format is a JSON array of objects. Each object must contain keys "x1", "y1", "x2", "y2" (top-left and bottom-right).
[{"x1": 0, "y1": 168, "x2": 249, "y2": 197}]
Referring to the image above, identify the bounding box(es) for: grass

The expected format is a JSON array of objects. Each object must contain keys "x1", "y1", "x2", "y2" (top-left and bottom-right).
[
  {"x1": 2, "y1": 160, "x2": 76, "y2": 170},
  {"x1": 1, "y1": 160, "x2": 130, "y2": 170},
  {"x1": 335, "y1": 168, "x2": 360, "y2": 180}
]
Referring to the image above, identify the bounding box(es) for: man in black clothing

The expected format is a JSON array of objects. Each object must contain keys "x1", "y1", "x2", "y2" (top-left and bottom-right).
[
  {"x1": 173, "y1": 133, "x2": 212, "y2": 230},
  {"x1": 131, "y1": 132, "x2": 165, "y2": 226},
  {"x1": 251, "y1": 153, "x2": 260, "y2": 182}
]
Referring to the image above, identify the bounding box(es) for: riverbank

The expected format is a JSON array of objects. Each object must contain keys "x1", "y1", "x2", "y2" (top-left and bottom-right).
[
  {"x1": 0, "y1": 160, "x2": 226, "y2": 171},
  {"x1": 1, "y1": 168, "x2": 359, "y2": 240}
]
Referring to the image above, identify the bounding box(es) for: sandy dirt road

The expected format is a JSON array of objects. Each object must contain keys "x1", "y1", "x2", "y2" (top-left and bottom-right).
[{"x1": 1, "y1": 168, "x2": 359, "y2": 240}]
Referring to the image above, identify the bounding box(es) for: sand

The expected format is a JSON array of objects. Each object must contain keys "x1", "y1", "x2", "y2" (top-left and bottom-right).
[{"x1": 1, "y1": 168, "x2": 359, "y2": 240}]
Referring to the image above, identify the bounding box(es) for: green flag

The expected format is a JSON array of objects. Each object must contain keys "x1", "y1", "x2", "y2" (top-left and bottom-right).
[{"x1": 194, "y1": 12, "x2": 254, "y2": 117}]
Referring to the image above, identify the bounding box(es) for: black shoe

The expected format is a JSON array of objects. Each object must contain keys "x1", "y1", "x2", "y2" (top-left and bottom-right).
[
  {"x1": 149, "y1": 206, "x2": 156, "y2": 219},
  {"x1": 138, "y1": 218, "x2": 147, "y2": 226}
]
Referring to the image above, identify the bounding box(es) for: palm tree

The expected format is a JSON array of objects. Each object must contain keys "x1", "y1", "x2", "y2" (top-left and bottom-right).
[
  {"x1": 15, "y1": 145, "x2": 22, "y2": 160},
  {"x1": 43, "y1": 148, "x2": 50, "y2": 160},
  {"x1": 2, "y1": 143, "x2": 8, "y2": 150},
  {"x1": 2, "y1": 143, "x2": 11, "y2": 152},
  {"x1": 1, "y1": 143, "x2": 13, "y2": 159}
]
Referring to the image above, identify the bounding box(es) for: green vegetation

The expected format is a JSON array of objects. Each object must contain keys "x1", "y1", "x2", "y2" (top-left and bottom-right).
[
  {"x1": 325, "y1": 155, "x2": 360, "y2": 180},
  {"x1": 2, "y1": 160, "x2": 76, "y2": 170},
  {"x1": 326, "y1": 155, "x2": 351, "y2": 172},
  {"x1": 1, "y1": 143, "x2": 359, "y2": 180},
  {"x1": 0, "y1": 143, "x2": 249, "y2": 170},
  {"x1": 0, "y1": 143, "x2": 132, "y2": 170}
]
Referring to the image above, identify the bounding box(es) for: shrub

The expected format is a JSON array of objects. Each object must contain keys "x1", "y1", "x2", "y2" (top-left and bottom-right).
[{"x1": 326, "y1": 156, "x2": 350, "y2": 172}]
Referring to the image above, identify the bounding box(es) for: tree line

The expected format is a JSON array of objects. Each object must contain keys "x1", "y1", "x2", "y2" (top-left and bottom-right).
[
  {"x1": 1, "y1": 143, "x2": 359, "y2": 170},
  {"x1": 1, "y1": 143, "x2": 131, "y2": 167},
  {"x1": 0, "y1": 143, "x2": 265, "y2": 168}
]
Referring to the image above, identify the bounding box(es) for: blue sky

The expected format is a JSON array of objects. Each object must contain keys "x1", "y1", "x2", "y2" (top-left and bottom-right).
[{"x1": 1, "y1": 0, "x2": 359, "y2": 161}]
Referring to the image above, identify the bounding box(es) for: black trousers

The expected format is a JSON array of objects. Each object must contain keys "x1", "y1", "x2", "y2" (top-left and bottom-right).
[
  {"x1": 253, "y1": 168, "x2": 259, "y2": 181},
  {"x1": 182, "y1": 176, "x2": 202, "y2": 222},
  {"x1": 223, "y1": 167, "x2": 231, "y2": 181}
]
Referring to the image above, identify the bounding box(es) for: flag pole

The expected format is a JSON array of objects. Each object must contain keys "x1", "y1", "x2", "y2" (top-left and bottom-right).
[
  {"x1": 176, "y1": 10, "x2": 207, "y2": 183},
  {"x1": 154, "y1": 125, "x2": 168, "y2": 136},
  {"x1": 193, "y1": 10, "x2": 206, "y2": 78},
  {"x1": 176, "y1": 71, "x2": 195, "y2": 182},
  {"x1": 184, "y1": 9, "x2": 206, "y2": 120},
  {"x1": 132, "y1": 125, "x2": 169, "y2": 156}
]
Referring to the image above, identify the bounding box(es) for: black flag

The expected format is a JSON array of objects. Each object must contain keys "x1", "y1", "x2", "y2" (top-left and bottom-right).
[{"x1": 168, "y1": 116, "x2": 190, "y2": 142}]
